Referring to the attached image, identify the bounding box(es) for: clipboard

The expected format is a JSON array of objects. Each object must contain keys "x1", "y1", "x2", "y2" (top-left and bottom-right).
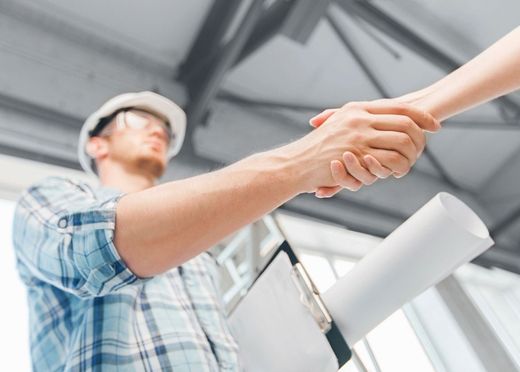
[{"x1": 228, "y1": 241, "x2": 352, "y2": 372}]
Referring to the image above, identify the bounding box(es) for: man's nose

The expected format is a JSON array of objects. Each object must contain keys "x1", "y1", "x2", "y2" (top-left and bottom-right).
[{"x1": 148, "y1": 123, "x2": 169, "y2": 143}]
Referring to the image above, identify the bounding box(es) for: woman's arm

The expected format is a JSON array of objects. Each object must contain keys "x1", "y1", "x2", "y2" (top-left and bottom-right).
[
  {"x1": 313, "y1": 26, "x2": 520, "y2": 197},
  {"x1": 398, "y1": 26, "x2": 520, "y2": 121}
]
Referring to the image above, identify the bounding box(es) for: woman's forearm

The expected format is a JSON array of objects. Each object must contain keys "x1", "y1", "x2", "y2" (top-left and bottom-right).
[{"x1": 398, "y1": 26, "x2": 520, "y2": 121}]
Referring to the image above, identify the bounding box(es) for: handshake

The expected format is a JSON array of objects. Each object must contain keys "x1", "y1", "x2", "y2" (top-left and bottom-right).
[{"x1": 282, "y1": 99, "x2": 441, "y2": 198}]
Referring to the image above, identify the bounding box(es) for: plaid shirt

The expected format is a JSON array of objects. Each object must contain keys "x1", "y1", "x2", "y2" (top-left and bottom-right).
[{"x1": 13, "y1": 177, "x2": 240, "y2": 371}]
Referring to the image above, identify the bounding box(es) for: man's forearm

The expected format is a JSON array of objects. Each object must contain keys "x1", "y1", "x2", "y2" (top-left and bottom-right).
[
  {"x1": 113, "y1": 101, "x2": 437, "y2": 277},
  {"x1": 114, "y1": 144, "x2": 309, "y2": 277},
  {"x1": 399, "y1": 26, "x2": 520, "y2": 121}
]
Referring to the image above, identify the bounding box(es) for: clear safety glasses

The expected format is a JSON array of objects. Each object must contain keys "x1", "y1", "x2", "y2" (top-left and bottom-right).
[{"x1": 101, "y1": 109, "x2": 173, "y2": 144}]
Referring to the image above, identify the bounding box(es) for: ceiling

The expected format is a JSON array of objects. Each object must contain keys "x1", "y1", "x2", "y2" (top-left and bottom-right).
[{"x1": 0, "y1": 0, "x2": 519, "y2": 273}]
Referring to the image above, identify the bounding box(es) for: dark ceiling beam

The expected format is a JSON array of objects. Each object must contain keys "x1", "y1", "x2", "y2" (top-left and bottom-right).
[
  {"x1": 336, "y1": 0, "x2": 520, "y2": 118},
  {"x1": 235, "y1": 0, "x2": 334, "y2": 66},
  {"x1": 281, "y1": 192, "x2": 407, "y2": 237},
  {"x1": 184, "y1": 0, "x2": 267, "y2": 155},
  {"x1": 217, "y1": 90, "x2": 327, "y2": 112},
  {"x1": 234, "y1": 0, "x2": 297, "y2": 67},
  {"x1": 281, "y1": 0, "x2": 334, "y2": 44},
  {"x1": 281, "y1": 203, "x2": 392, "y2": 238},
  {"x1": 177, "y1": 0, "x2": 242, "y2": 88},
  {"x1": 0, "y1": 143, "x2": 80, "y2": 170},
  {"x1": 473, "y1": 248, "x2": 520, "y2": 275},
  {"x1": 217, "y1": 91, "x2": 520, "y2": 131},
  {"x1": 490, "y1": 202, "x2": 520, "y2": 237},
  {"x1": 326, "y1": 9, "x2": 389, "y2": 98},
  {"x1": 443, "y1": 120, "x2": 520, "y2": 131},
  {"x1": 0, "y1": 92, "x2": 83, "y2": 130},
  {"x1": 184, "y1": 0, "x2": 334, "y2": 144},
  {"x1": 422, "y1": 147, "x2": 462, "y2": 191}
]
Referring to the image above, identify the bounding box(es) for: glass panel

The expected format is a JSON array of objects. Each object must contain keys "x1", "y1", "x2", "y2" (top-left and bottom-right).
[
  {"x1": 456, "y1": 264, "x2": 520, "y2": 369},
  {"x1": 364, "y1": 309, "x2": 436, "y2": 372},
  {"x1": 299, "y1": 253, "x2": 337, "y2": 292}
]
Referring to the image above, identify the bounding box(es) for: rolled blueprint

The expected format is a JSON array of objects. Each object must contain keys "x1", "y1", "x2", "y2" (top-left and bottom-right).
[{"x1": 322, "y1": 192, "x2": 494, "y2": 345}]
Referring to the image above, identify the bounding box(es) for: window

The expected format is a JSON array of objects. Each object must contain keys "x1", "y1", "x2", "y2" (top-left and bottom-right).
[{"x1": 0, "y1": 198, "x2": 30, "y2": 371}]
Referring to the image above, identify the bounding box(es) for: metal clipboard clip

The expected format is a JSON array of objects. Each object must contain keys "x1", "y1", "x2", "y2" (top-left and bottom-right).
[{"x1": 290, "y1": 262, "x2": 333, "y2": 334}]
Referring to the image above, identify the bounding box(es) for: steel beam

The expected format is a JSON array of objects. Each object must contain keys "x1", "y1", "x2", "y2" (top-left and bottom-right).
[
  {"x1": 217, "y1": 92, "x2": 520, "y2": 131},
  {"x1": 473, "y1": 247, "x2": 520, "y2": 275},
  {"x1": 185, "y1": 0, "x2": 267, "y2": 154},
  {"x1": 0, "y1": 143, "x2": 80, "y2": 170},
  {"x1": 281, "y1": 192, "x2": 407, "y2": 238},
  {"x1": 422, "y1": 147, "x2": 462, "y2": 191},
  {"x1": 490, "y1": 202, "x2": 520, "y2": 237},
  {"x1": 177, "y1": 0, "x2": 242, "y2": 88},
  {"x1": 217, "y1": 90, "x2": 327, "y2": 112},
  {"x1": 326, "y1": 9, "x2": 389, "y2": 98},
  {"x1": 281, "y1": 0, "x2": 333, "y2": 44},
  {"x1": 234, "y1": 0, "x2": 297, "y2": 67},
  {"x1": 0, "y1": 92, "x2": 83, "y2": 130},
  {"x1": 235, "y1": 0, "x2": 333, "y2": 66}
]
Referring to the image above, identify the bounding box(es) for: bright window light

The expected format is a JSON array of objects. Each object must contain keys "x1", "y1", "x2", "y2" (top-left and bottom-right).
[{"x1": 0, "y1": 199, "x2": 31, "y2": 371}]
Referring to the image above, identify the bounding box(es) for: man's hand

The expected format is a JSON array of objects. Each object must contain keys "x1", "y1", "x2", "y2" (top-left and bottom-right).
[{"x1": 304, "y1": 100, "x2": 440, "y2": 198}]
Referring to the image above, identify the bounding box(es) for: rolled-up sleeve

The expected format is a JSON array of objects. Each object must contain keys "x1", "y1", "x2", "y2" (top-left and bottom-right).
[{"x1": 13, "y1": 177, "x2": 148, "y2": 298}]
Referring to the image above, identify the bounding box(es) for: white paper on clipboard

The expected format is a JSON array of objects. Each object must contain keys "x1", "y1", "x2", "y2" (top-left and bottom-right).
[{"x1": 228, "y1": 252, "x2": 339, "y2": 372}]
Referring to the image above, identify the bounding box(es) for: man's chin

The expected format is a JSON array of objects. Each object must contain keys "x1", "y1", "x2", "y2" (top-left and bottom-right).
[{"x1": 136, "y1": 156, "x2": 167, "y2": 178}]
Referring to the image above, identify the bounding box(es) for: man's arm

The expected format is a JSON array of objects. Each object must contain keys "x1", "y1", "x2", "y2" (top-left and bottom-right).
[{"x1": 114, "y1": 101, "x2": 439, "y2": 277}]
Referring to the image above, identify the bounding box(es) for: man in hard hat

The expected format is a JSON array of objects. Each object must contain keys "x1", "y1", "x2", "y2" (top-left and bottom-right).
[{"x1": 12, "y1": 91, "x2": 438, "y2": 371}]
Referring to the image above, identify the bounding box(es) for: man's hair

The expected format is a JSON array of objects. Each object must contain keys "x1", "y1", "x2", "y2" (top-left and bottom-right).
[{"x1": 88, "y1": 108, "x2": 128, "y2": 137}]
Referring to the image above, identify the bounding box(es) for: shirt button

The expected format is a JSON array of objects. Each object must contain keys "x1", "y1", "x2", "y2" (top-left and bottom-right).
[{"x1": 58, "y1": 218, "x2": 68, "y2": 228}]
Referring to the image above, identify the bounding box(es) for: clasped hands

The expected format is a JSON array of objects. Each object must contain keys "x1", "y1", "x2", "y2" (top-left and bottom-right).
[{"x1": 307, "y1": 99, "x2": 440, "y2": 198}]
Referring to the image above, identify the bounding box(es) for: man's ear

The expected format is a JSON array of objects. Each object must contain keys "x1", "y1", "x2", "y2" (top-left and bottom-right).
[{"x1": 86, "y1": 137, "x2": 109, "y2": 160}]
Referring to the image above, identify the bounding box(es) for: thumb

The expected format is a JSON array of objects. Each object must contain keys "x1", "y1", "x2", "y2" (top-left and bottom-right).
[{"x1": 309, "y1": 108, "x2": 338, "y2": 128}]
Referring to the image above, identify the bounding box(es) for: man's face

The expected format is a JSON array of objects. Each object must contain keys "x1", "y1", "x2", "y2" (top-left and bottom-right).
[{"x1": 91, "y1": 109, "x2": 172, "y2": 178}]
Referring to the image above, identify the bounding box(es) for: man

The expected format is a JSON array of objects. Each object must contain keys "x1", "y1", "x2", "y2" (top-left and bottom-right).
[{"x1": 13, "y1": 91, "x2": 438, "y2": 371}]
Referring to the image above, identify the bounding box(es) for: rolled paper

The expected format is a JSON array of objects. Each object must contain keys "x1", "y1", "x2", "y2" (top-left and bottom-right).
[{"x1": 322, "y1": 192, "x2": 494, "y2": 345}]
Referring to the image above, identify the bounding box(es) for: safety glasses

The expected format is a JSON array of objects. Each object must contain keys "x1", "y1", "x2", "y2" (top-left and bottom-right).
[{"x1": 101, "y1": 109, "x2": 174, "y2": 144}]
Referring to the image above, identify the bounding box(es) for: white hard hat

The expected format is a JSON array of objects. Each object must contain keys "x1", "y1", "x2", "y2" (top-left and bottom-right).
[{"x1": 78, "y1": 91, "x2": 186, "y2": 176}]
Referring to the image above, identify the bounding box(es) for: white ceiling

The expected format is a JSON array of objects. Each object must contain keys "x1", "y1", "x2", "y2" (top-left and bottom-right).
[{"x1": 25, "y1": 0, "x2": 213, "y2": 71}]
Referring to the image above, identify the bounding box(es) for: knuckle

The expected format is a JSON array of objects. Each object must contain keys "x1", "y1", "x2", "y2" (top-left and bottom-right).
[
  {"x1": 400, "y1": 116, "x2": 416, "y2": 128},
  {"x1": 350, "y1": 112, "x2": 372, "y2": 127},
  {"x1": 397, "y1": 133, "x2": 413, "y2": 147},
  {"x1": 344, "y1": 101, "x2": 360, "y2": 109},
  {"x1": 392, "y1": 102, "x2": 408, "y2": 114},
  {"x1": 349, "y1": 131, "x2": 365, "y2": 144},
  {"x1": 387, "y1": 151, "x2": 404, "y2": 165}
]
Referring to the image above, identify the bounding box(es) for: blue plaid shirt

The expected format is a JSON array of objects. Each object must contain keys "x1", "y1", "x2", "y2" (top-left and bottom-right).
[{"x1": 13, "y1": 177, "x2": 240, "y2": 371}]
